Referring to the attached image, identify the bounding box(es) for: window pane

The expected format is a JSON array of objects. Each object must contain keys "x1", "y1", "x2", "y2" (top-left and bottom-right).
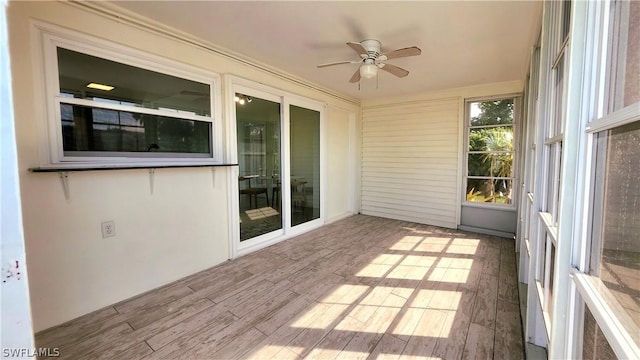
[
  {"x1": 544, "y1": 142, "x2": 563, "y2": 221},
  {"x1": 548, "y1": 241, "x2": 556, "y2": 318},
  {"x1": 290, "y1": 105, "x2": 321, "y2": 226},
  {"x1": 62, "y1": 104, "x2": 211, "y2": 155},
  {"x1": 466, "y1": 179, "x2": 512, "y2": 204},
  {"x1": 606, "y1": 0, "x2": 640, "y2": 112},
  {"x1": 561, "y1": 0, "x2": 572, "y2": 43},
  {"x1": 468, "y1": 153, "x2": 514, "y2": 178},
  {"x1": 57, "y1": 48, "x2": 211, "y2": 116},
  {"x1": 553, "y1": 59, "x2": 565, "y2": 136},
  {"x1": 236, "y1": 94, "x2": 282, "y2": 241},
  {"x1": 467, "y1": 153, "x2": 491, "y2": 176},
  {"x1": 470, "y1": 99, "x2": 514, "y2": 126},
  {"x1": 582, "y1": 305, "x2": 617, "y2": 360},
  {"x1": 592, "y1": 120, "x2": 640, "y2": 330},
  {"x1": 468, "y1": 126, "x2": 514, "y2": 151},
  {"x1": 543, "y1": 236, "x2": 548, "y2": 285}
]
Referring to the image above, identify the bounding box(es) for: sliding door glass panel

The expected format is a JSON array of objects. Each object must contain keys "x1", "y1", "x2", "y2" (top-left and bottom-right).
[
  {"x1": 290, "y1": 105, "x2": 320, "y2": 226},
  {"x1": 236, "y1": 94, "x2": 282, "y2": 241}
]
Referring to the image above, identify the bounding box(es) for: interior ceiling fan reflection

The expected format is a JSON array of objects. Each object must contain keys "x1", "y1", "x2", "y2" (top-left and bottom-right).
[{"x1": 317, "y1": 39, "x2": 421, "y2": 83}]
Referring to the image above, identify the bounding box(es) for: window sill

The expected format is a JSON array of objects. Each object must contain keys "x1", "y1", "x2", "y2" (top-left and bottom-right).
[{"x1": 461, "y1": 202, "x2": 517, "y2": 211}]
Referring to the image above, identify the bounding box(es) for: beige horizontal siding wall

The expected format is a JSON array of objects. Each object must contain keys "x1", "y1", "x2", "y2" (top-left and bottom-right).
[{"x1": 361, "y1": 99, "x2": 460, "y2": 228}]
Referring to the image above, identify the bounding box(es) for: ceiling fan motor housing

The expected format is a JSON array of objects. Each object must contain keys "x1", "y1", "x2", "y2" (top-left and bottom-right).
[{"x1": 360, "y1": 39, "x2": 381, "y2": 60}]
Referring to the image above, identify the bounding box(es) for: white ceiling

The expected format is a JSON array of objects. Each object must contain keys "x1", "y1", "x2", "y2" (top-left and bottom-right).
[{"x1": 114, "y1": 1, "x2": 542, "y2": 101}]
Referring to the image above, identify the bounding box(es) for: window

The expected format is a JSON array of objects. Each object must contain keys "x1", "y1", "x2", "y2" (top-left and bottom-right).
[
  {"x1": 590, "y1": 121, "x2": 640, "y2": 336},
  {"x1": 576, "y1": 0, "x2": 640, "y2": 357},
  {"x1": 465, "y1": 98, "x2": 516, "y2": 205},
  {"x1": 521, "y1": 0, "x2": 640, "y2": 357},
  {"x1": 41, "y1": 29, "x2": 221, "y2": 166},
  {"x1": 534, "y1": 0, "x2": 572, "y2": 334}
]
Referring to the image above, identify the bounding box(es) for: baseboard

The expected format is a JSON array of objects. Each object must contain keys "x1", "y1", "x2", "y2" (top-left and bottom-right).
[
  {"x1": 326, "y1": 211, "x2": 355, "y2": 224},
  {"x1": 458, "y1": 225, "x2": 515, "y2": 239},
  {"x1": 526, "y1": 342, "x2": 548, "y2": 359}
]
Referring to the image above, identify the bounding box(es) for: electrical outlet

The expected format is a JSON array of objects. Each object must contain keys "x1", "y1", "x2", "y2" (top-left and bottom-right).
[{"x1": 101, "y1": 220, "x2": 116, "y2": 238}]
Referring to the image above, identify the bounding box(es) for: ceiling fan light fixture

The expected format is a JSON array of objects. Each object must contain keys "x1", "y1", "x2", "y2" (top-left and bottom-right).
[{"x1": 359, "y1": 64, "x2": 378, "y2": 80}]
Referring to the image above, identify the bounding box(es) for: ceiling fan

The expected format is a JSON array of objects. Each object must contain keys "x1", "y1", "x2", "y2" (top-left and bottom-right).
[{"x1": 317, "y1": 39, "x2": 421, "y2": 83}]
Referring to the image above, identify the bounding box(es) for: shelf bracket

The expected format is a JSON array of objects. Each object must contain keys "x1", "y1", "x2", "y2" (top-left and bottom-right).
[
  {"x1": 149, "y1": 168, "x2": 155, "y2": 195},
  {"x1": 58, "y1": 172, "x2": 70, "y2": 201}
]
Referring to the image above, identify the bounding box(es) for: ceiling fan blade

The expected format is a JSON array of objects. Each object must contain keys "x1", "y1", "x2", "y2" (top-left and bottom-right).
[
  {"x1": 346, "y1": 41, "x2": 368, "y2": 56},
  {"x1": 380, "y1": 63, "x2": 409, "y2": 78},
  {"x1": 317, "y1": 60, "x2": 360, "y2": 68},
  {"x1": 349, "y1": 68, "x2": 361, "y2": 83},
  {"x1": 382, "y1": 46, "x2": 422, "y2": 60}
]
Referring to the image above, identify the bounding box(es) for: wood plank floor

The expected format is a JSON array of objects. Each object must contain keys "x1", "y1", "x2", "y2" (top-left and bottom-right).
[{"x1": 35, "y1": 215, "x2": 524, "y2": 360}]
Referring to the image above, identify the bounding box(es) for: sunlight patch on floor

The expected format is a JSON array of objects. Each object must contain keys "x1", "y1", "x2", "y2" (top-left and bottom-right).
[
  {"x1": 427, "y1": 268, "x2": 448, "y2": 281},
  {"x1": 360, "y1": 287, "x2": 396, "y2": 306},
  {"x1": 448, "y1": 257, "x2": 474, "y2": 269},
  {"x1": 249, "y1": 345, "x2": 304, "y2": 360},
  {"x1": 452, "y1": 238, "x2": 480, "y2": 246},
  {"x1": 422, "y1": 237, "x2": 452, "y2": 245},
  {"x1": 305, "y1": 346, "x2": 342, "y2": 360},
  {"x1": 320, "y1": 284, "x2": 371, "y2": 305},
  {"x1": 410, "y1": 308, "x2": 450, "y2": 338},
  {"x1": 408, "y1": 289, "x2": 439, "y2": 308},
  {"x1": 289, "y1": 302, "x2": 341, "y2": 328},
  {"x1": 372, "y1": 253, "x2": 404, "y2": 265},
  {"x1": 439, "y1": 310, "x2": 457, "y2": 337},
  {"x1": 414, "y1": 243, "x2": 447, "y2": 252},
  {"x1": 334, "y1": 312, "x2": 368, "y2": 331},
  {"x1": 387, "y1": 265, "x2": 430, "y2": 280},
  {"x1": 446, "y1": 244, "x2": 478, "y2": 255},
  {"x1": 400, "y1": 255, "x2": 438, "y2": 267},
  {"x1": 391, "y1": 307, "x2": 426, "y2": 337},
  {"x1": 356, "y1": 263, "x2": 393, "y2": 277},
  {"x1": 389, "y1": 235, "x2": 424, "y2": 250},
  {"x1": 439, "y1": 268, "x2": 470, "y2": 283},
  {"x1": 427, "y1": 290, "x2": 462, "y2": 310}
]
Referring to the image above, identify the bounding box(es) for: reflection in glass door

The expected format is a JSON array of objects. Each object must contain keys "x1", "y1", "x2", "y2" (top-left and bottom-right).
[
  {"x1": 236, "y1": 93, "x2": 282, "y2": 241},
  {"x1": 290, "y1": 105, "x2": 320, "y2": 226}
]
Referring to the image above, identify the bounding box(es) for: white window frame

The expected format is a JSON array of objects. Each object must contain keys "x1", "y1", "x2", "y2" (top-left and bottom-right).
[
  {"x1": 462, "y1": 95, "x2": 520, "y2": 209},
  {"x1": 35, "y1": 23, "x2": 223, "y2": 168}
]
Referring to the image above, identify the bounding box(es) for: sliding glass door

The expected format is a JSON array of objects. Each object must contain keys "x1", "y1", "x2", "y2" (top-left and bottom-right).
[
  {"x1": 232, "y1": 80, "x2": 324, "y2": 253},
  {"x1": 236, "y1": 92, "x2": 282, "y2": 242},
  {"x1": 289, "y1": 104, "x2": 321, "y2": 227}
]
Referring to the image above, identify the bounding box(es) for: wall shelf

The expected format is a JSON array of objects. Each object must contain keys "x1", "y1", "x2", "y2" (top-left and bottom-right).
[
  {"x1": 28, "y1": 164, "x2": 238, "y2": 200},
  {"x1": 28, "y1": 163, "x2": 238, "y2": 173}
]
